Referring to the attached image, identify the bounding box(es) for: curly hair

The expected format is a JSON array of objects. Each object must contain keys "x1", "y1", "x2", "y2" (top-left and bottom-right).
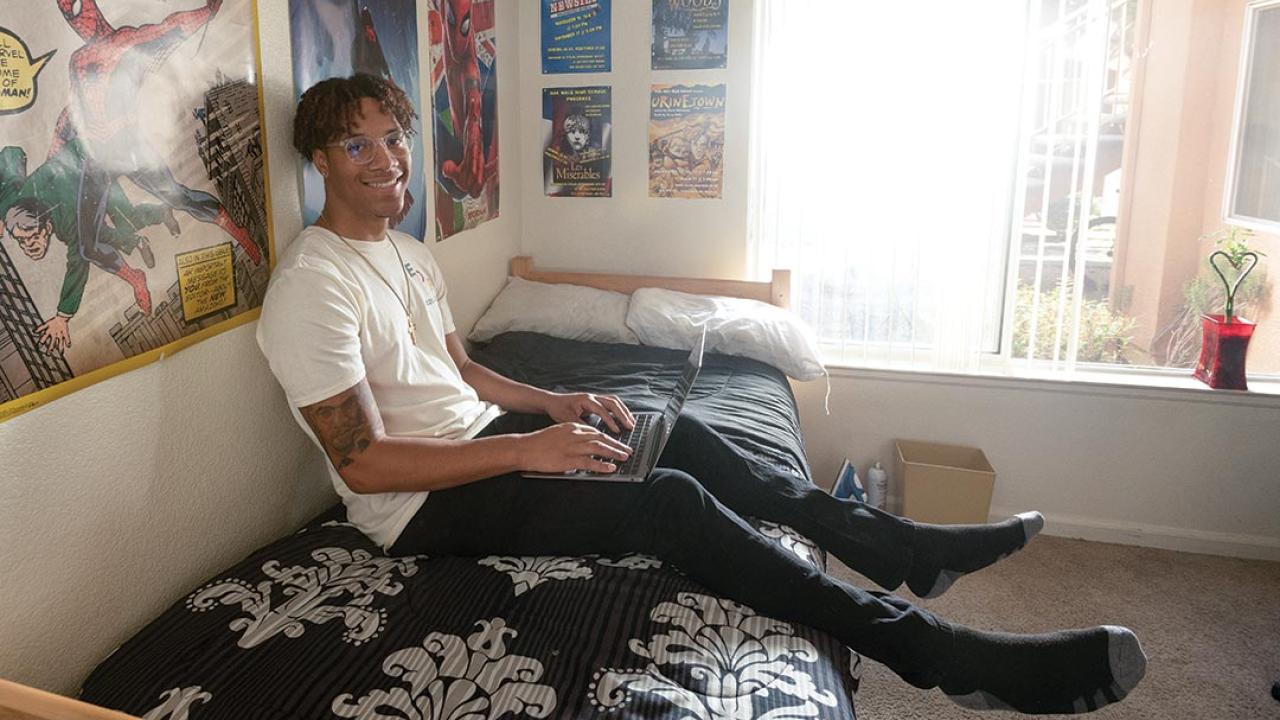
[{"x1": 292, "y1": 73, "x2": 418, "y2": 160}]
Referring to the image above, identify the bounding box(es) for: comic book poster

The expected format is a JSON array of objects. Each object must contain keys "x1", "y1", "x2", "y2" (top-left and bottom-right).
[
  {"x1": 648, "y1": 84, "x2": 725, "y2": 199},
  {"x1": 541, "y1": 0, "x2": 611, "y2": 74},
  {"x1": 543, "y1": 86, "x2": 611, "y2": 198},
  {"x1": 651, "y1": 0, "x2": 728, "y2": 70},
  {"x1": 0, "y1": 0, "x2": 273, "y2": 423},
  {"x1": 428, "y1": 0, "x2": 499, "y2": 241},
  {"x1": 289, "y1": 0, "x2": 425, "y2": 239}
]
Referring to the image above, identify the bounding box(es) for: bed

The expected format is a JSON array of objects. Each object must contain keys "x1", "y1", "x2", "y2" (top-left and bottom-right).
[{"x1": 64, "y1": 258, "x2": 862, "y2": 720}]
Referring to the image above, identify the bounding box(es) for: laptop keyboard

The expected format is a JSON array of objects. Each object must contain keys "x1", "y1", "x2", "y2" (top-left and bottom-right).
[{"x1": 592, "y1": 414, "x2": 654, "y2": 476}]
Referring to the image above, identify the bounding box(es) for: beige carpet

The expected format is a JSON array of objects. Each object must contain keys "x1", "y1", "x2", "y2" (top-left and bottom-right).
[{"x1": 828, "y1": 535, "x2": 1280, "y2": 719}]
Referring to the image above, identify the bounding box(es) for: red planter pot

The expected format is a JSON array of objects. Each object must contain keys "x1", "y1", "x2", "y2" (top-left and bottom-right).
[{"x1": 1193, "y1": 314, "x2": 1255, "y2": 390}]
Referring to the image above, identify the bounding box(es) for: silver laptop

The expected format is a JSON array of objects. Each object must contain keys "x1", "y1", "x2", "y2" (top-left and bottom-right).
[{"x1": 524, "y1": 327, "x2": 706, "y2": 482}]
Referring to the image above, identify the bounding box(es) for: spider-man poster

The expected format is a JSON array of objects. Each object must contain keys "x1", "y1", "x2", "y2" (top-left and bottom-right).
[
  {"x1": 428, "y1": 0, "x2": 499, "y2": 241},
  {"x1": 289, "y1": 0, "x2": 426, "y2": 239},
  {"x1": 0, "y1": 0, "x2": 272, "y2": 423}
]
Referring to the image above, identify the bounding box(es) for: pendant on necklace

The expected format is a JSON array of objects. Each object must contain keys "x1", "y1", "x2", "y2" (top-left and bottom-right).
[{"x1": 407, "y1": 314, "x2": 417, "y2": 344}]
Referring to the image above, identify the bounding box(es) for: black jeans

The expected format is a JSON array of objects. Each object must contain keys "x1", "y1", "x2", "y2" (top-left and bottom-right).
[{"x1": 390, "y1": 412, "x2": 953, "y2": 689}]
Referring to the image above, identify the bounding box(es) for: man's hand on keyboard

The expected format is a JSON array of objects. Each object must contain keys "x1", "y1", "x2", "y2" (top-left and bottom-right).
[
  {"x1": 519, "y1": 422, "x2": 633, "y2": 475},
  {"x1": 543, "y1": 391, "x2": 636, "y2": 433}
]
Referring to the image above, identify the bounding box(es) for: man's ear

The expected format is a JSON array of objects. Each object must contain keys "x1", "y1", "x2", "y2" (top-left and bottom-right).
[{"x1": 312, "y1": 149, "x2": 330, "y2": 178}]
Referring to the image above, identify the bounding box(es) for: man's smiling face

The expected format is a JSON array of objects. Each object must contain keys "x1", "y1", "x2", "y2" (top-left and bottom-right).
[{"x1": 313, "y1": 97, "x2": 410, "y2": 225}]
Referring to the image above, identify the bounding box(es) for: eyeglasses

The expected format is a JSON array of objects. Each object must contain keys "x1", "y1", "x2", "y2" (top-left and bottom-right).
[{"x1": 327, "y1": 130, "x2": 413, "y2": 165}]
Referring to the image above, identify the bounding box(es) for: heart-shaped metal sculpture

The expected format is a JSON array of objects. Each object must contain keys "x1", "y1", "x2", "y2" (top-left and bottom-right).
[{"x1": 1208, "y1": 249, "x2": 1259, "y2": 320}]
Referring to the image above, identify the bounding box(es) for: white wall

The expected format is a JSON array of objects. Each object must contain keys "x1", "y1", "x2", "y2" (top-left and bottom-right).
[
  {"x1": 516, "y1": 0, "x2": 754, "y2": 279},
  {"x1": 0, "y1": 0, "x2": 521, "y2": 695},
  {"x1": 512, "y1": 1, "x2": 1280, "y2": 561},
  {"x1": 795, "y1": 372, "x2": 1280, "y2": 561}
]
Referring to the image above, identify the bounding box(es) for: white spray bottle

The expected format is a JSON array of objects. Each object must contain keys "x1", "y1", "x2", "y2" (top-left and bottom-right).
[{"x1": 866, "y1": 461, "x2": 888, "y2": 510}]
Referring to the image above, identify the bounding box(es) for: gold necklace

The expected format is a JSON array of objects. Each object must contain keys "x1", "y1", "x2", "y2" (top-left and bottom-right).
[{"x1": 323, "y1": 221, "x2": 417, "y2": 343}]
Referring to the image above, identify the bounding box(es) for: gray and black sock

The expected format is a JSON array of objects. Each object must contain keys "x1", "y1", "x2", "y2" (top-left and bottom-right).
[
  {"x1": 941, "y1": 624, "x2": 1147, "y2": 714},
  {"x1": 906, "y1": 511, "x2": 1044, "y2": 598}
]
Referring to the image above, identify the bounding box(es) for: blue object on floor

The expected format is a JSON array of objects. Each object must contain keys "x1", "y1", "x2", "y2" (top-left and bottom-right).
[{"x1": 832, "y1": 458, "x2": 865, "y2": 501}]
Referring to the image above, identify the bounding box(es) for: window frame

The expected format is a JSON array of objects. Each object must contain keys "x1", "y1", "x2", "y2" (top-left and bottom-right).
[{"x1": 1223, "y1": 0, "x2": 1280, "y2": 234}]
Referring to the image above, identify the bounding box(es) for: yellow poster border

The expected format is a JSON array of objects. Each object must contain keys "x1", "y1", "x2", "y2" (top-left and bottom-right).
[{"x1": 0, "y1": 0, "x2": 277, "y2": 425}]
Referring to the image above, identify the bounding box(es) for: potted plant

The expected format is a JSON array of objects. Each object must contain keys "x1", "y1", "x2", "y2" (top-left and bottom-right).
[{"x1": 1193, "y1": 227, "x2": 1265, "y2": 390}]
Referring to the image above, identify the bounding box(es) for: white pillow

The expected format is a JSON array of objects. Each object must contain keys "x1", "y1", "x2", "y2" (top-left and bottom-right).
[
  {"x1": 469, "y1": 277, "x2": 640, "y2": 344},
  {"x1": 626, "y1": 287, "x2": 825, "y2": 380}
]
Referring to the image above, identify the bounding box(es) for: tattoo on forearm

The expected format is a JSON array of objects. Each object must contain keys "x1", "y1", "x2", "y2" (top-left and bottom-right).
[{"x1": 300, "y1": 384, "x2": 377, "y2": 472}]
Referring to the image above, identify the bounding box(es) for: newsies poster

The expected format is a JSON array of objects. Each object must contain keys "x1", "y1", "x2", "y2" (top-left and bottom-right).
[
  {"x1": 541, "y1": 0, "x2": 611, "y2": 74},
  {"x1": 0, "y1": 0, "x2": 273, "y2": 423},
  {"x1": 543, "y1": 86, "x2": 611, "y2": 198},
  {"x1": 428, "y1": 0, "x2": 499, "y2": 241}
]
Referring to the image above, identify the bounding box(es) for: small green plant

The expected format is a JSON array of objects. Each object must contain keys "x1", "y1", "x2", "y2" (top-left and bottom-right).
[
  {"x1": 1206, "y1": 226, "x2": 1265, "y2": 321},
  {"x1": 1011, "y1": 281, "x2": 1137, "y2": 364},
  {"x1": 1149, "y1": 229, "x2": 1270, "y2": 367}
]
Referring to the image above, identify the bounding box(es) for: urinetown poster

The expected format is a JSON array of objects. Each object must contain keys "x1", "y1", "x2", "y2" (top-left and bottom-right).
[
  {"x1": 0, "y1": 0, "x2": 273, "y2": 423},
  {"x1": 288, "y1": 0, "x2": 426, "y2": 239},
  {"x1": 648, "y1": 83, "x2": 725, "y2": 199},
  {"x1": 428, "y1": 0, "x2": 499, "y2": 241}
]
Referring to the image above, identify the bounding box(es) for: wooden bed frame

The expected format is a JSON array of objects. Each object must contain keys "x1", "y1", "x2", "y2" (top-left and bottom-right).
[
  {"x1": 0, "y1": 679, "x2": 139, "y2": 720},
  {"x1": 0, "y1": 258, "x2": 792, "y2": 720},
  {"x1": 510, "y1": 256, "x2": 792, "y2": 309}
]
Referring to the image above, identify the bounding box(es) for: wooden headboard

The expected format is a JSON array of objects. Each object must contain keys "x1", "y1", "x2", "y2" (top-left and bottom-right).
[{"x1": 509, "y1": 256, "x2": 791, "y2": 309}]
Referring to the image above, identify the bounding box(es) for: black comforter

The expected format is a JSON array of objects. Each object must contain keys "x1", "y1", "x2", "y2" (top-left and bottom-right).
[{"x1": 80, "y1": 333, "x2": 860, "y2": 719}]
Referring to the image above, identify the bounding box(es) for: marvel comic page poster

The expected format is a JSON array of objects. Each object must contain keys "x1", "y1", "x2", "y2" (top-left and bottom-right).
[
  {"x1": 289, "y1": 0, "x2": 425, "y2": 239},
  {"x1": 541, "y1": 0, "x2": 611, "y2": 74},
  {"x1": 543, "y1": 86, "x2": 611, "y2": 198},
  {"x1": 648, "y1": 84, "x2": 725, "y2": 199},
  {"x1": 428, "y1": 0, "x2": 499, "y2": 241},
  {"x1": 0, "y1": 0, "x2": 272, "y2": 423},
  {"x1": 652, "y1": 0, "x2": 728, "y2": 70}
]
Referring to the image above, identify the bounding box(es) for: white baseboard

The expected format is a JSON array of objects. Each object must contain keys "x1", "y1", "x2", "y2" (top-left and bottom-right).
[{"x1": 988, "y1": 505, "x2": 1280, "y2": 562}]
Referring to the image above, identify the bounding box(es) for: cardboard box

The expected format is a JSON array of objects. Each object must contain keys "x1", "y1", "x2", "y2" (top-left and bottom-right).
[{"x1": 894, "y1": 440, "x2": 995, "y2": 524}]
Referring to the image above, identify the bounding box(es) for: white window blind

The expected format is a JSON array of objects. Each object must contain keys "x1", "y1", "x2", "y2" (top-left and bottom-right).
[{"x1": 748, "y1": 1, "x2": 1028, "y2": 372}]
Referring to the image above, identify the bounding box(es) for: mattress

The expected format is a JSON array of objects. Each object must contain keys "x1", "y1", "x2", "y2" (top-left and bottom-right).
[{"x1": 79, "y1": 332, "x2": 861, "y2": 719}]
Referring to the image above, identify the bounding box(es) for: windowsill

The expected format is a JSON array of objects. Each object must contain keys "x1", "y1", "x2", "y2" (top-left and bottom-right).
[{"x1": 820, "y1": 359, "x2": 1280, "y2": 409}]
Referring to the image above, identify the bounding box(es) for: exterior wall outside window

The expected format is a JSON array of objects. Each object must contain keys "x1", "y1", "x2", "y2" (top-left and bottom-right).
[{"x1": 1114, "y1": 0, "x2": 1279, "y2": 372}]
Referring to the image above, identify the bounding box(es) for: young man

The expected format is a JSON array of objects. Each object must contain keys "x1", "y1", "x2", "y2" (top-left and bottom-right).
[{"x1": 258, "y1": 74, "x2": 1146, "y2": 715}]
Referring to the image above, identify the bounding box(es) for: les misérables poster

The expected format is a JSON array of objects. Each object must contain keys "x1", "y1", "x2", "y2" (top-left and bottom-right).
[
  {"x1": 0, "y1": 0, "x2": 272, "y2": 423},
  {"x1": 543, "y1": 86, "x2": 611, "y2": 198},
  {"x1": 648, "y1": 83, "x2": 725, "y2": 199}
]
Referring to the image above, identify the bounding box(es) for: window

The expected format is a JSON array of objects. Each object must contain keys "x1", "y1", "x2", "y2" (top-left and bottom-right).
[
  {"x1": 1007, "y1": 0, "x2": 1137, "y2": 368},
  {"x1": 1226, "y1": 0, "x2": 1280, "y2": 233},
  {"x1": 750, "y1": 0, "x2": 1280, "y2": 379}
]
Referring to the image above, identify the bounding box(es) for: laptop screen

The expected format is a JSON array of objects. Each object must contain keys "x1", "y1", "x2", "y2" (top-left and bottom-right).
[{"x1": 655, "y1": 327, "x2": 706, "y2": 456}]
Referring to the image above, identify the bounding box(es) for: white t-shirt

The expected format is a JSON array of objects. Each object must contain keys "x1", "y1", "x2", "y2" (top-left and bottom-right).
[{"x1": 256, "y1": 226, "x2": 502, "y2": 549}]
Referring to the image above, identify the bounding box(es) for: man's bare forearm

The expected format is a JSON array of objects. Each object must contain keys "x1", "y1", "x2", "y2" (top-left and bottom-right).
[
  {"x1": 344, "y1": 433, "x2": 526, "y2": 494},
  {"x1": 458, "y1": 358, "x2": 554, "y2": 414},
  {"x1": 300, "y1": 379, "x2": 528, "y2": 494},
  {"x1": 300, "y1": 379, "x2": 630, "y2": 494}
]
